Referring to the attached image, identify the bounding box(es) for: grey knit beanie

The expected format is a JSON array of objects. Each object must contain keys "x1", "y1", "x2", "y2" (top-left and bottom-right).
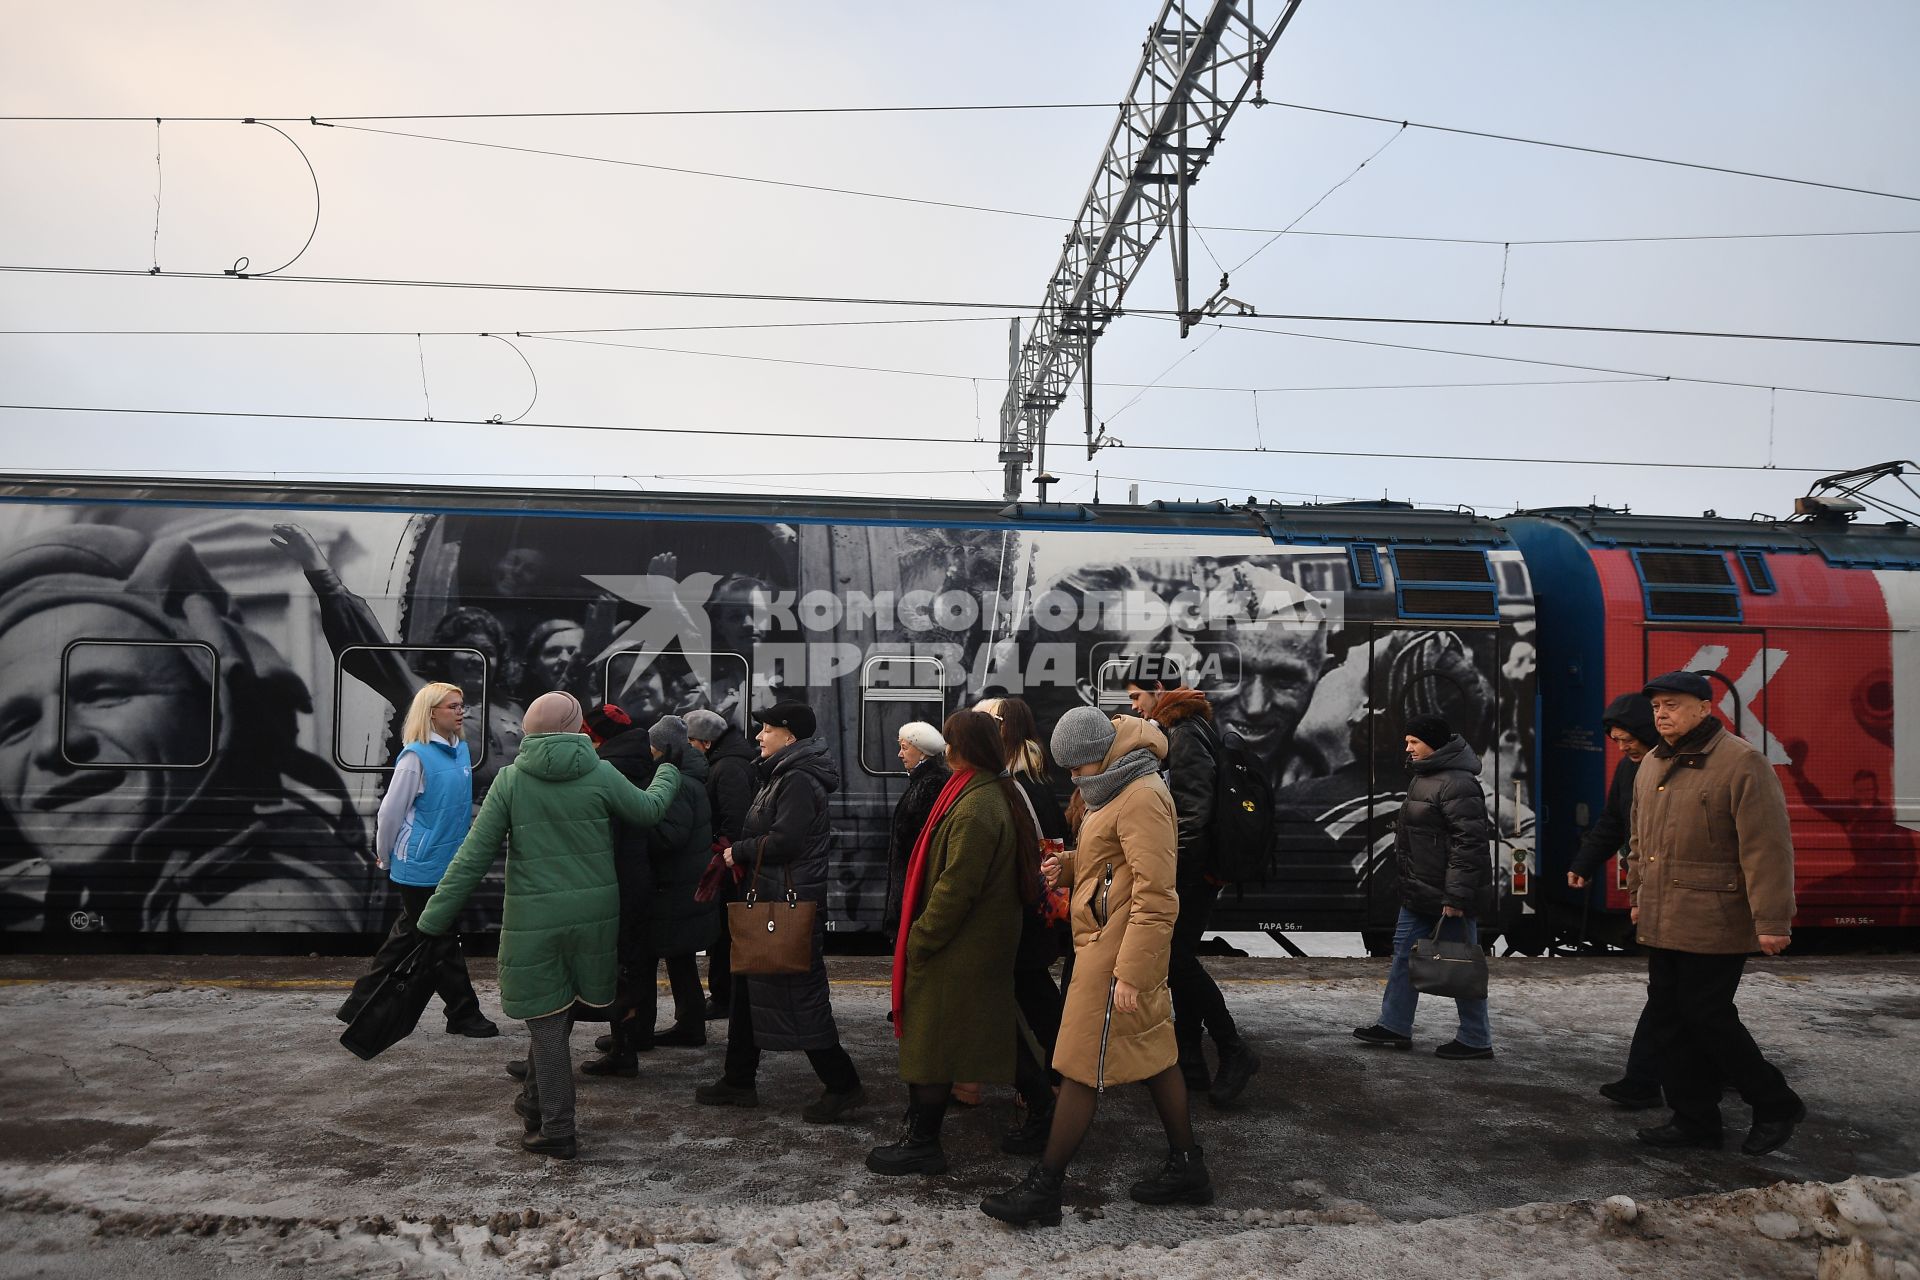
[
  {"x1": 1051, "y1": 705, "x2": 1118, "y2": 769},
  {"x1": 649, "y1": 714, "x2": 690, "y2": 755},
  {"x1": 684, "y1": 708, "x2": 729, "y2": 743}
]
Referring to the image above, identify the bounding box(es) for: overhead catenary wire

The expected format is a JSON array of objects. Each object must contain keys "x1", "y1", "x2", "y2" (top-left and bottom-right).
[
  {"x1": 1227, "y1": 123, "x2": 1407, "y2": 274},
  {"x1": 1165, "y1": 317, "x2": 1920, "y2": 405},
  {"x1": 10, "y1": 114, "x2": 1916, "y2": 249},
  {"x1": 330, "y1": 122, "x2": 1080, "y2": 225},
  {"x1": 0, "y1": 317, "x2": 1022, "y2": 337},
  {"x1": 4, "y1": 321, "x2": 1910, "y2": 404},
  {"x1": 2, "y1": 264, "x2": 1912, "y2": 348},
  {"x1": 0, "y1": 401, "x2": 1838, "y2": 473},
  {"x1": 1258, "y1": 100, "x2": 1920, "y2": 205},
  {"x1": 6, "y1": 97, "x2": 1915, "y2": 203},
  {"x1": 304, "y1": 120, "x2": 1920, "y2": 250},
  {"x1": 0, "y1": 327, "x2": 1677, "y2": 394},
  {"x1": 0, "y1": 102, "x2": 1119, "y2": 123}
]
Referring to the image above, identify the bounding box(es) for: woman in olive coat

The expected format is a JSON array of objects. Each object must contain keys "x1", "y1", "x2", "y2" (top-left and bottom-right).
[{"x1": 867, "y1": 711, "x2": 1036, "y2": 1176}]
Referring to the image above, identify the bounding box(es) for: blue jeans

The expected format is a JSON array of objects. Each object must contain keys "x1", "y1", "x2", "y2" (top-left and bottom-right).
[{"x1": 1378, "y1": 907, "x2": 1492, "y2": 1049}]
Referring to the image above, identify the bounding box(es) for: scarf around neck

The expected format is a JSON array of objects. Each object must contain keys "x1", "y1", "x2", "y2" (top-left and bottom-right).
[
  {"x1": 1073, "y1": 746, "x2": 1160, "y2": 811},
  {"x1": 1654, "y1": 715, "x2": 1723, "y2": 759}
]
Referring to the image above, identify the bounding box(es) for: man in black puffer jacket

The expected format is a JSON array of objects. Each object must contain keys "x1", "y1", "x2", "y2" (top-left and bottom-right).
[
  {"x1": 1353, "y1": 714, "x2": 1495, "y2": 1060},
  {"x1": 1566, "y1": 692, "x2": 1665, "y2": 1108}
]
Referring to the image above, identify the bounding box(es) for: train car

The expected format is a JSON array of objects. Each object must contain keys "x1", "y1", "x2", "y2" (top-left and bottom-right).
[
  {"x1": 0, "y1": 473, "x2": 1535, "y2": 951},
  {"x1": 1508, "y1": 502, "x2": 1920, "y2": 948}
]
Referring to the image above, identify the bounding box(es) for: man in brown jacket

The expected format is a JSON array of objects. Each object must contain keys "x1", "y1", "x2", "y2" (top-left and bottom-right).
[{"x1": 1628, "y1": 671, "x2": 1805, "y2": 1156}]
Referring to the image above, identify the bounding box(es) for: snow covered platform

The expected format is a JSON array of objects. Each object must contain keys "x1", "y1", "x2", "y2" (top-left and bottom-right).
[{"x1": 0, "y1": 953, "x2": 1915, "y2": 1278}]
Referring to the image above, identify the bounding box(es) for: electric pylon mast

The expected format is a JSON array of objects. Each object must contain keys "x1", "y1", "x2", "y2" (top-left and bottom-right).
[{"x1": 999, "y1": 0, "x2": 1304, "y2": 501}]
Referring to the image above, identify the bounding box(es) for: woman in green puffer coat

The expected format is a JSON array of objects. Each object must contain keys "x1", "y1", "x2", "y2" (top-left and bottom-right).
[{"x1": 418, "y1": 691, "x2": 681, "y2": 1160}]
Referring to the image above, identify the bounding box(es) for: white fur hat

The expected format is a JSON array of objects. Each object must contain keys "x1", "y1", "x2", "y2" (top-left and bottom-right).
[{"x1": 897, "y1": 721, "x2": 947, "y2": 757}]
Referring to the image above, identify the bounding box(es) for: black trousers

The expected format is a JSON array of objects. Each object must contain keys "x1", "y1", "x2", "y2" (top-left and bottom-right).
[
  {"x1": 633, "y1": 953, "x2": 707, "y2": 1038},
  {"x1": 1622, "y1": 998, "x2": 1663, "y2": 1090},
  {"x1": 721, "y1": 974, "x2": 859, "y2": 1093},
  {"x1": 707, "y1": 895, "x2": 733, "y2": 1006},
  {"x1": 1642, "y1": 946, "x2": 1801, "y2": 1132},
  {"x1": 340, "y1": 882, "x2": 483, "y2": 1027},
  {"x1": 1011, "y1": 960, "x2": 1064, "y2": 1110},
  {"x1": 1168, "y1": 873, "x2": 1238, "y2": 1068}
]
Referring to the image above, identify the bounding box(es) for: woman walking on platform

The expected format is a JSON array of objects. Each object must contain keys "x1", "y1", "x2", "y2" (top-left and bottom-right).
[
  {"x1": 337, "y1": 682, "x2": 496, "y2": 1039},
  {"x1": 981, "y1": 707, "x2": 1211, "y2": 1226},
  {"x1": 977, "y1": 696, "x2": 1071, "y2": 1153},
  {"x1": 693, "y1": 701, "x2": 866, "y2": 1123},
  {"x1": 417, "y1": 691, "x2": 683, "y2": 1159},
  {"x1": 867, "y1": 711, "x2": 1033, "y2": 1176}
]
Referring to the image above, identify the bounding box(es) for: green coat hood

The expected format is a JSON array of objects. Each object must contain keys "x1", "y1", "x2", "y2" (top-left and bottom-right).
[{"x1": 513, "y1": 732, "x2": 602, "y2": 782}]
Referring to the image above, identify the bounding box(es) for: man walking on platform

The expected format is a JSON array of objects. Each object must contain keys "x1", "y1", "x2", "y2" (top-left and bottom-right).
[
  {"x1": 1566, "y1": 692, "x2": 1663, "y2": 1107},
  {"x1": 1630, "y1": 671, "x2": 1805, "y2": 1156}
]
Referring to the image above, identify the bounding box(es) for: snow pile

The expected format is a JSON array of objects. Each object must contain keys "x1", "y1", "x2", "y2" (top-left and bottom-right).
[{"x1": 1, "y1": 1172, "x2": 1913, "y2": 1279}]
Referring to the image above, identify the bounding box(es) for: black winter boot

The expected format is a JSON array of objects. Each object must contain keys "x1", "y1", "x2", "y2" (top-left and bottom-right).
[
  {"x1": 865, "y1": 1102, "x2": 949, "y2": 1175},
  {"x1": 1000, "y1": 1103, "x2": 1053, "y2": 1156},
  {"x1": 580, "y1": 1051, "x2": 638, "y2": 1077},
  {"x1": 980, "y1": 1163, "x2": 1065, "y2": 1227},
  {"x1": 1209, "y1": 1040, "x2": 1261, "y2": 1107},
  {"x1": 1128, "y1": 1145, "x2": 1214, "y2": 1205}
]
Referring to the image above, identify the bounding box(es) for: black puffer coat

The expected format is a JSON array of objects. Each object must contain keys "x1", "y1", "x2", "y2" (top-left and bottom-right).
[
  {"x1": 1569, "y1": 693, "x2": 1660, "y2": 882},
  {"x1": 704, "y1": 727, "x2": 759, "y2": 842},
  {"x1": 729, "y1": 735, "x2": 842, "y2": 1051},
  {"x1": 647, "y1": 747, "x2": 717, "y2": 958},
  {"x1": 1394, "y1": 735, "x2": 1492, "y2": 916},
  {"x1": 597, "y1": 729, "x2": 658, "y2": 976},
  {"x1": 884, "y1": 755, "x2": 951, "y2": 940}
]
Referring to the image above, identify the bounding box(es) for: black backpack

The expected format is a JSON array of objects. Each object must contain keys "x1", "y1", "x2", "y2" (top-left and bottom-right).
[{"x1": 1197, "y1": 719, "x2": 1277, "y2": 883}]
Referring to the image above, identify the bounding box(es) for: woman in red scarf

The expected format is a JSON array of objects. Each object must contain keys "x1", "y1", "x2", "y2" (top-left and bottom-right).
[{"x1": 867, "y1": 711, "x2": 1040, "y2": 1177}]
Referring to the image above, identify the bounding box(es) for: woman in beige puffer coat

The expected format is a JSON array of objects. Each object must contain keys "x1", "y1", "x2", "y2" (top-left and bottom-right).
[{"x1": 980, "y1": 708, "x2": 1212, "y2": 1227}]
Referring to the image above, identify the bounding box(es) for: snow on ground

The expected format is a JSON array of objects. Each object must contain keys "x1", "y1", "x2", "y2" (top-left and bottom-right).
[{"x1": 0, "y1": 954, "x2": 1914, "y2": 1278}]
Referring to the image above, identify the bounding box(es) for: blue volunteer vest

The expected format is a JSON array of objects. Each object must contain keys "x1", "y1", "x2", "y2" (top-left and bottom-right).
[{"x1": 388, "y1": 736, "x2": 474, "y2": 887}]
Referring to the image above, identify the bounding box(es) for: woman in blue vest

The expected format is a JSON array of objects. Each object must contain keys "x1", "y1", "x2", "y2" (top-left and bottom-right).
[{"x1": 337, "y1": 682, "x2": 498, "y2": 1037}]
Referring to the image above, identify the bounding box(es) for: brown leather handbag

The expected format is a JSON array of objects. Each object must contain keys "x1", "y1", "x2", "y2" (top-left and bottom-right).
[{"x1": 726, "y1": 842, "x2": 816, "y2": 977}]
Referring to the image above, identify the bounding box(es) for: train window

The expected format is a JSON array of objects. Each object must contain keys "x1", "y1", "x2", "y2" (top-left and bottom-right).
[
  {"x1": 859, "y1": 655, "x2": 947, "y2": 776},
  {"x1": 1348, "y1": 544, "x2": 1384, "y2": 589},
  {"x1": 1389, "y1": 547, "x2": 1497, "y2": 620},
  {"x1": 1390, "y1": 547, "x2": 1493, "y2": 583},
  {"x1": 1093, "y1": 653, "x2": 1139, "y2": 709},
  {"x1": 1737, "y1": 551, "x2": 1777, "y2": 594},
  {"x1": 1631, "y1": 549, "x2": 1744, "y2": 622},
  {"x1": 59, "y1": 640, "x2": 218, "y2": 769},
  {"x1": 333, "y1": 645, "x2": 489, "y2": 771},
  {"x1": 603, "y1": 649, "x2": 750, "y2": 732}
]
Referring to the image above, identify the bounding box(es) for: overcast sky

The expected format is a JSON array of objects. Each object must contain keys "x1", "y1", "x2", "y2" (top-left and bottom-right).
[{"x1": 1, "y1": 1, "x2": 1915, "y2": 519}]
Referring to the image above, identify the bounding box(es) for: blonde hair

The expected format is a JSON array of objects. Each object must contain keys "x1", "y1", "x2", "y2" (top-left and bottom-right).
[
  {"x1": 403, "y1": 682, "x2": 464, "y2": 745},
  {"x1": 976, "y1": 696, "x2": 1044, "y2": 776}
]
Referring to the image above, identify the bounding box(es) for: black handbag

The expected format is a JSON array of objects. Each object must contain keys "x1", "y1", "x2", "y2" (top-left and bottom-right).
[
  {"x1": 1408, "y1": 915, "x2": 1489, "y2": 1001},
  {"x1": 338, "y1": 936, "x2": 447, "y2": 1061}
]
